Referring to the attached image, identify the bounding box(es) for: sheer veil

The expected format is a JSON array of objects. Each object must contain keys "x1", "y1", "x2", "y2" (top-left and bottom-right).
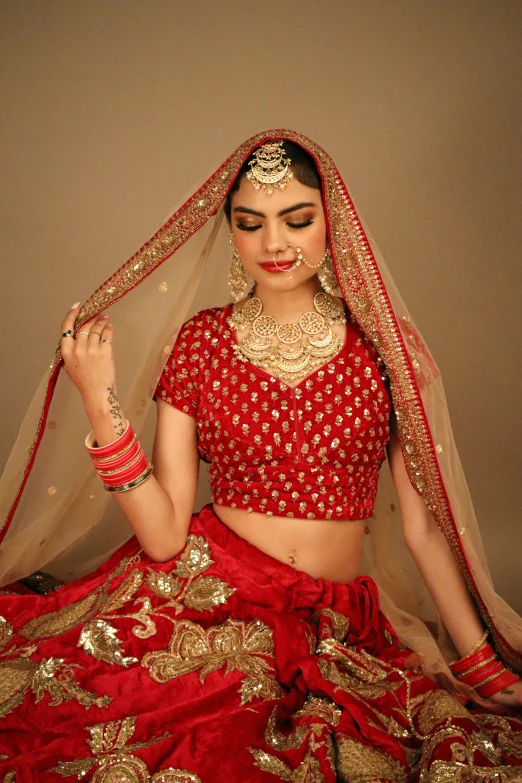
[{"x1": 1, "y1": 130, "x2": 520, "y2": 696}]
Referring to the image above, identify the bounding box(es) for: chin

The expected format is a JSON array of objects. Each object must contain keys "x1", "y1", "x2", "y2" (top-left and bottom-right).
[
  {"x1": 256, "y1": 277, "x2": 304, "y2": 292},
  {"x1": 253, "y1": 271, "x2": 317, "y2": 291}
]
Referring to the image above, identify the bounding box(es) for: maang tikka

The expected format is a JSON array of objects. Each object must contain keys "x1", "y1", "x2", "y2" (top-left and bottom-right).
[
  {"x1": 228, "y1": 234, "x2": 250, "y2": 302},
  {"x1": 246, "y1": 141, "x2": 293, "y2": 196}
]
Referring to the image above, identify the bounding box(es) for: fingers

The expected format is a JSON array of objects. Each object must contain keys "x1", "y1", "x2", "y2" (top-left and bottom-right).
[
  {"x1": 99, "y1": 322, "x2": 115, "y2": 348},
  {"x1": 75, "y1": 315, "x2": 110, "y2": 343},
  {"x1": 60, "y1": 301, "x2": 81, "y2": 342},
  {"x1": 60, "y1": 303, "x2": 114, "y2": 358}
]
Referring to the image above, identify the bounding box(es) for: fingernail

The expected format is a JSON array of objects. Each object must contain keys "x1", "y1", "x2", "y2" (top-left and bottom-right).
[{"x1": 71, "y1": 301, "x2": 81, "y2": 309}]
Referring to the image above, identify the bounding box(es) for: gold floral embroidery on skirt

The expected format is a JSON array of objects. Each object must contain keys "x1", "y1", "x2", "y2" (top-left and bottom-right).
[
  {"x1": 76, "y1": 536, "x2": 236, "y2": 667},
  {"x1": 0, "y1": 655, "x2": 111, "y2": 718},
  {"x1": 335, "y1": 734, "x2": 408, "y2": 782},
  {"x1": 0, "y1": 536, "x2": 237, "y2": 719},
  {"x1": 142, "y1": 617, "x2": 284, "y2": 706},
  {"x1": 50, "y1": 715, "x2": 201, "y2": 782}
]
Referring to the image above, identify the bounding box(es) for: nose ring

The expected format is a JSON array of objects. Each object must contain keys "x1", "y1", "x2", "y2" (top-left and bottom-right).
[
  {"x1": 287, "y1": 243, "x2": 326, "y2": 270},
  {"x1": 271, "y1": 243, "x2": 304, "y2": 271}
]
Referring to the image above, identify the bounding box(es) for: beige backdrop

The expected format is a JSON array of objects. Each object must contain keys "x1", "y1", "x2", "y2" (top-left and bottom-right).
[{"x1": 1, "y1": 1, "x2": 520, "y2": 607}]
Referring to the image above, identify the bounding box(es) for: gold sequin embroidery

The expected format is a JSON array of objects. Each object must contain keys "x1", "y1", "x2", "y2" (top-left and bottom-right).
[
  {"x1": 142, "y1": 617, "x2": 284, "y2": 707},
  {"x1": 50, "y1": 715, "x2": 201, "y2": 782}
]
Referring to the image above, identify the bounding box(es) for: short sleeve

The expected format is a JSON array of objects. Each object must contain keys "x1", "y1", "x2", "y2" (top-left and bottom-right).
[{"x1": 154, "y1": 317, "x2": 203, "y2": 419}]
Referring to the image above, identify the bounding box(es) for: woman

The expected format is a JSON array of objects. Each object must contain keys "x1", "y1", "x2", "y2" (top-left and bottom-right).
[{"x1": 0, "y1": 132, "x2": 521, "y2": 780}]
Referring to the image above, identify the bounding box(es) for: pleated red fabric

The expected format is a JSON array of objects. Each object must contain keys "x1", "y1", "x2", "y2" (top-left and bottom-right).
[{"x1": 1, "y1": 505, "x2": 521, "y2": 781}]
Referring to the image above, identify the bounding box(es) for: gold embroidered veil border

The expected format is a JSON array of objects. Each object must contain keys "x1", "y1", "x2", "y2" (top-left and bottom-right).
[{"x1": 0, "y1": 130, "x2": 520, "y2": 696}]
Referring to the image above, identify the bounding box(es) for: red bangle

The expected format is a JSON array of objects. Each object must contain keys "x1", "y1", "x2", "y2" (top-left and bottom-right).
[
  {"x1": 93, "y1": 441, "x2": 142, "y2": 473},
  {"x1": 85, "y1": 420, "x2": 133, "y2": 458},
  {"x1": 97, "y1": 449, "x2": 145, "y2": 480},
  {"x1": 477, "y1": 670, "x2": 520, "y2": 699},
  {"x1": 101, "y1": 453, "x2": 148, "y2": 486},
  {"x1": 459, "y1": 659, "x2": 504, "y2": 687},
  {"x1": 103, "y1": 462, "x2": 153, "y2": 493},
  {"x1": 455, "y1": 654, "x2": 496, "y2": 679},
  {"x1": 449, "y1": 643, "x2": 495, "y2": 675}
]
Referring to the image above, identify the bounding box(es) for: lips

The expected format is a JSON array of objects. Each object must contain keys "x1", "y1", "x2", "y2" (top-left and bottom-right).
[{"x1": 259, "y1": 261, "x2": 295, "y2": 273}]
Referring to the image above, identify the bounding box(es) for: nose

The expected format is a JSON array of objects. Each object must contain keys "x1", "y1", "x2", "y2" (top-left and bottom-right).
[{"x1": 263, "y1": 224, "x2": 289, "y2": 258}]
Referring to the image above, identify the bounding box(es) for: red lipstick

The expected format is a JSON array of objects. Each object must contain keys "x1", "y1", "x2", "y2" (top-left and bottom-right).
[{"x1": 259, "y1": 261, "x2": 296, "y2": 273}]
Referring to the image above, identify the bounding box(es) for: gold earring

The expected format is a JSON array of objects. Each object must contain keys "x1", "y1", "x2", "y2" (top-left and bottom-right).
[
  {"x1": 318, "y1": 248, "x2": 338, "y2": 295},
  {"x1": 228, "y1": 234, "x2": 250, "y2": 302}
]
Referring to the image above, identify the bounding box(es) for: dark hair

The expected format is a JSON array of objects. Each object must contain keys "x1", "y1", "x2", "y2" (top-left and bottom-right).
[{"x1": 224, "y1": 141, "x2": 322, "y2": 221}]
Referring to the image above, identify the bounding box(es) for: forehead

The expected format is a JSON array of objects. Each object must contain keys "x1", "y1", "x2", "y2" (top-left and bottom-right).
[{"x1": 230, "y1": 176, "x2": 323, "y2": 214}]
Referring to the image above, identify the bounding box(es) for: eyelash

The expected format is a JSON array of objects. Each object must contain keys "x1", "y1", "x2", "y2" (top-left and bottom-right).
[{"x1": 236, "y1": 219, "x2": 313, "y2": 232}]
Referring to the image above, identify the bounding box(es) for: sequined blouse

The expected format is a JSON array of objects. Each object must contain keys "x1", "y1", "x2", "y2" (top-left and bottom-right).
[{"x1": 154, "y1": 304, "x2": 392, "y2": 521}]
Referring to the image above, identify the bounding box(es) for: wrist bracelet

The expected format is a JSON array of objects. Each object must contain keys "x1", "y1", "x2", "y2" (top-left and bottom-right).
[
  {"x1": 103, "y1": 463, "x2": 153, "y2": 493},
  {"x1": 85, "y1": 421, "x2": 152, "y2": 493}
]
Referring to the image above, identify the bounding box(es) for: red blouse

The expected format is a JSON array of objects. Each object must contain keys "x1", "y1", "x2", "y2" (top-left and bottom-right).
[{"x1": 155, "y1": 303, "x2": 391, "y2": 521}]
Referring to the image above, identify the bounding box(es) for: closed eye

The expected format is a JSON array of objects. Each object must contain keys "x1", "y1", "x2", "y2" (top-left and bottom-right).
[
  {"x1": 236, "y1": 218, "x2": 313, "y2": 232},
  {"x1": 236, "y1": 223, "x2": 261, "y2": 232},
  {"x1": 288, "y1": 219, "x2": 313, "y2": 229}
]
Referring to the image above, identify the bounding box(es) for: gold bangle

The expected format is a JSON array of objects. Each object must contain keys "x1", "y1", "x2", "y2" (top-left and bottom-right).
[
  {"x1": 103, "y1": 463, "x2": 153, "y2": 493},
  {"x1": 91, "y1": 434, "x2": 138, "y2": 464},
  {"x1": 464, "y1": 629, "x2": 489, "y2": 659},
  {"x1": 459, "y1": 654, "x2": 496, "y2": 678},
  {"x1": 473, "y1": 667, "x2": 508, "y2": 690},
  {"x1": 96, "y1": 448, "x2": 145, "y2": 476}
]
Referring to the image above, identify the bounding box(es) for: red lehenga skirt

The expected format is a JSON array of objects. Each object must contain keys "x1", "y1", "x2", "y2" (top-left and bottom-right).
[{"x1": 1, "y1": 505, "x2": 521, "y2": 782}]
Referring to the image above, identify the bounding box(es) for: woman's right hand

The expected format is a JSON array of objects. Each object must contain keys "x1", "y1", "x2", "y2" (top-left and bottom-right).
[{"x1": 60, "y1": 303, "x2": 117, "y2": 407}]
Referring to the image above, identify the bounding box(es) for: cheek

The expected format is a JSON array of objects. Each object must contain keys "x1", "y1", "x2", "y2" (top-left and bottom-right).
[
  {"x1": 234, "y1": 232, "x2": 258, "y2": 259},
  {"x1": 305, "y1": 222, "x2": 327, "y2": 255}
]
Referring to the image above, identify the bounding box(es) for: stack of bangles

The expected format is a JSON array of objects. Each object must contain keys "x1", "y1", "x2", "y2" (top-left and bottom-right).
[
  {"x1": 449, "y1": 630, "x2": 520, "y2": 698},
  {"x1": 85, "y1": 420, "x2": 153, "y2": 493}
]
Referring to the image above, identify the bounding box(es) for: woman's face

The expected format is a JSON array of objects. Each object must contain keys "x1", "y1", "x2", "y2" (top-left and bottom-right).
[{"x1": 228, "y1": 174, "x2": 327, "y2": 294}]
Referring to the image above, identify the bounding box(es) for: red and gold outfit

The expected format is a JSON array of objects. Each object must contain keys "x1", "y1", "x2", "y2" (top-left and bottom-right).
[
  {"x1": 1, "y1": 130, "x2": 521, "y2": 780},
  {"x1": 1, "y1": 307, "x2": 521, "y2": 781},
  {"x1": 155, "y1": 304, "x2": 391, "y2": 521}
]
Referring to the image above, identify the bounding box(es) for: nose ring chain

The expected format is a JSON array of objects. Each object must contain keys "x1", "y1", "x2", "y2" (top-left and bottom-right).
[{"x1": 272, "y1": 243, "x2": 326, "y2": 271}]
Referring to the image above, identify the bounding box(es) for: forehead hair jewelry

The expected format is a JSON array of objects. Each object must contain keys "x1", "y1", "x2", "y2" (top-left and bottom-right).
[{"x1": 246, "y1": 141, "x2": 293, "y2": 196}]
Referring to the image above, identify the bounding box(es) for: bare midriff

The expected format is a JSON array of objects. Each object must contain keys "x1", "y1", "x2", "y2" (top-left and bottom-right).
[{"x1": 213, "y1": 504, "x2": 366, "y2": 584}]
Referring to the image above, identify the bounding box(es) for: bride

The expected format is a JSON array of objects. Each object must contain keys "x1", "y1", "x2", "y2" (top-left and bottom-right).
[{"x1": 0, "y1": 132, "x2": 520, "y2": 781}]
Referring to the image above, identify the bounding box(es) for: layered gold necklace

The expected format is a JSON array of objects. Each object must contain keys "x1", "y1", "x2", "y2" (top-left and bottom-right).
[{"x1": 227, "y1": 292, "x2": 347, "y2": 384}]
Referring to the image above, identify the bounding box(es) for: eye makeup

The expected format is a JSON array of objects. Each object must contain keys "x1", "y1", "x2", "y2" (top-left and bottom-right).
[{"x1": 236, "y1": 213, "x2": 315, "y2": 232}]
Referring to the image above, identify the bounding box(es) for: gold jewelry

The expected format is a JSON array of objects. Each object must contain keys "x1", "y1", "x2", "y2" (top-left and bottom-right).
[
  {"x1": 473, "y1": 667, "x2": 510, "y2": 690},
  {"x1": 96, "y1": 449, "x2": 145, "y2": 476},
  {"x1": 76, "y1": 331, "x2": 90, "y2": 336},
  {"x1": 228, "y1": 234, "x2": 250, "y2": 302},
  {"x1": 103, "y1": 462, "x2": 154, "y2": 493},
  {"x1": 318, "y1": 248, "x2": 338, "y2": 295},
  {"x1": 246, "y1": 141, "x2": 293, "y2": 196},
  {"x1": 285, "y1": 243, "x2": 323, "y2": 270},
  {"x1": 464, "y1": 630, "x2": 489, "y2": 658},
  {"x1": 459, "y1": 654, "x2": 496, "y2": 678},
  {"x1": 90, "y1": 434, "x2": 137, "y2": 464},
  {"x1": 227, "y1": 292, "x2": 346, "y2": 384}
]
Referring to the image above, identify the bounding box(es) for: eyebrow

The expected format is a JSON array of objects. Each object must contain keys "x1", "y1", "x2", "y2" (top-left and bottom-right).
[{"x1": 232, "y1": 201, "x2": 319, "y2": 218}]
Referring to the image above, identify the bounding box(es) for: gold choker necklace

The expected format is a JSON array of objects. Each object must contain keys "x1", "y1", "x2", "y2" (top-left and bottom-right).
[{"x1": 227, "y1": 292, "x2": 347, "y2": 384}]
